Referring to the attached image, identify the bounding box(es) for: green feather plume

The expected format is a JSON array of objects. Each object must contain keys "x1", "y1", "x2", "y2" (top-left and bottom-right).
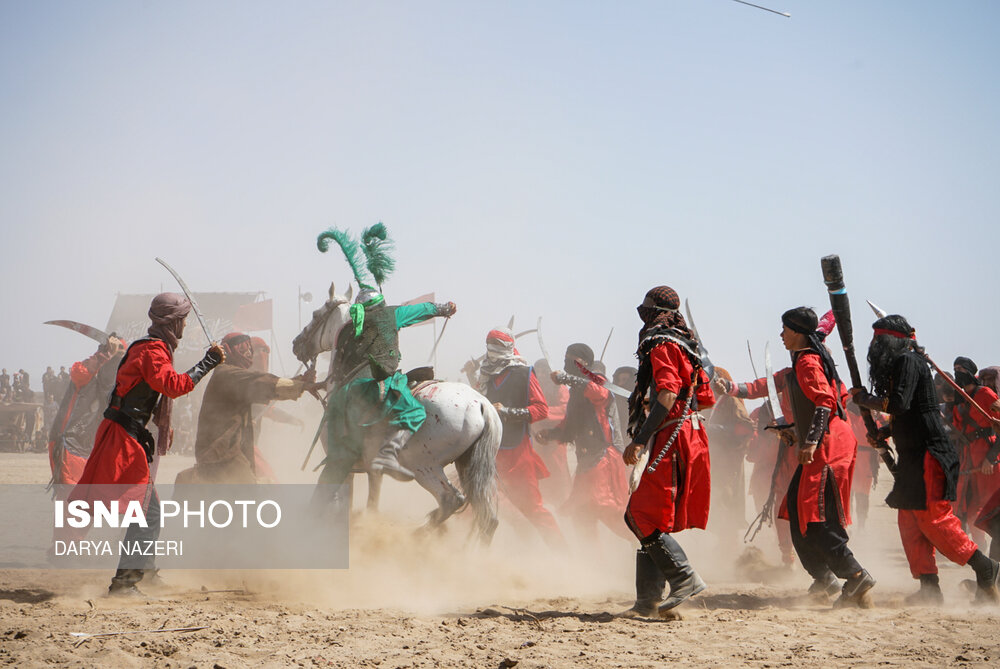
[
  {"x1": 360, "y1": 222, "x2": 396, "y2": 288},
  {"x1": 317, "y1": 228, "x2": 373, "y2": 288}
]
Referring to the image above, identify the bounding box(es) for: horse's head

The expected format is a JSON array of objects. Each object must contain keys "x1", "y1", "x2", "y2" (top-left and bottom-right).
[{"x1": 292, "y1": 281, "x2": 353, "y2": 365}]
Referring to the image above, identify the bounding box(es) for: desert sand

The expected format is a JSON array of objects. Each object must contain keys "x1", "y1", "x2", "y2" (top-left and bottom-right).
[{"x1": 2, "y1": 425, "x2": 999, "y2": 668}]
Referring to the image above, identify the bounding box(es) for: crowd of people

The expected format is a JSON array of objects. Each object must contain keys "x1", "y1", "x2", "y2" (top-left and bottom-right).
[{"x1": 34, "y1": 227, "x2": 1000, "y2": 618}]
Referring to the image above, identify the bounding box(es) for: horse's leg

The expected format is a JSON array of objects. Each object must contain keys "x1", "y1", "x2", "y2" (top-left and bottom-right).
[
  {"x1": 366, "y1": 471, "x2": 383, "y2": 511},
  {"x1": 413, "y1": 466, "x2": 466, "y2": 529},
  {"x1": 361, "y1": 429, "x2": 385, "y2": 513}
]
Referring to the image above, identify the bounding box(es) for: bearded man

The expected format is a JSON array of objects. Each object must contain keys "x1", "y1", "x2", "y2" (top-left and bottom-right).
[{"x1": 176, "y1": 332, "x2": 321, "y2": 484}]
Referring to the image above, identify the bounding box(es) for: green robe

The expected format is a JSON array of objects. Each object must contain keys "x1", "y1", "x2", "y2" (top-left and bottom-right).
[{"x1": 320, "y1": 302, "x2": 438, "y2": 484}]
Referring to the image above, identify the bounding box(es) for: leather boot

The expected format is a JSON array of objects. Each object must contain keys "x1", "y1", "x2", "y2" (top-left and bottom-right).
[
  {"x1": 371, "y1": 428, "x2": 415, "y2": 481},
  {"x1": 642, "y1": 532, "x2": 706, "y2": 614},
  {"x1": 833, "y1": 569, "x2": 876, "y2": 608},
  {"x1": 620, "y1": 549, "x2": 667, "y2": 618},
  {"x1": 905, "y1": 574, "x2": 943, "y2": 606},
  {"x1": 108, "y1": 568, "x2": 146, "y2": 597},
  {"x1": 807, "y1": 570, "x2": 840, "y2": 600},
  {"x1": 969, "y1": 550, "x2": 1000, "y2": 604}
]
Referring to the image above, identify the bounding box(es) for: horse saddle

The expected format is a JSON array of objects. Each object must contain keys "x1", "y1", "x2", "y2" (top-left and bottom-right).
[{"x1": 405, "y1": 366, "x2": 435, "y2": 386}]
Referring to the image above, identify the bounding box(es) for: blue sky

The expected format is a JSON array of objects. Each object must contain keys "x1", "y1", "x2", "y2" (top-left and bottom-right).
[{"x1": 1, "y1": 1, "x2": 997, "y2": 386}]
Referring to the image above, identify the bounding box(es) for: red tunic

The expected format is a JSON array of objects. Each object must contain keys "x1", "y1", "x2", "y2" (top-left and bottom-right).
[
  {"x1": 48, "y1": 348, "x2": 117, "y2": 485},
  {"x1": 739, "y1": 368, "x2": 794, "y2": 423},
  {"x1": 76, "y1": 340, "x2": 195, "y2": 487},
  {"x1": 492, "y1": 368, "x2": 551, "y2": 495},
  {"x1": 626, "y1": 341, "x2": 716, "y2": 537},
  {"x1": 777, "y1": 352, "x2": 856, "y2": 535},
  {"x1": 746, "y1": 406, "x2": 797, "y2": 508},
  {"x1": 847, "y1": 411, "x2": 879, "y2": 495},
  {"x1": 560, "y1": 379, "x2": 629, "y2": 517},
  {"x1": 953, "y1": 386, "x2": 1000, "y2": 522}
]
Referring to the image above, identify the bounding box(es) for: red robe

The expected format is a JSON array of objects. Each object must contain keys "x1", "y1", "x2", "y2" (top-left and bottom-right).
[
  {"x1": 626, "y1": 341, "x2": 716, "y2": 537},
  {"x1": 76, "y1": 340, "x2": 194, "y2": 487},
  {"x1": 746, "y1": 406, "x2": 797, "y2": 508},
  {"x1": 954, "y1": 386, "x2": 1000, "y2": 524},
  {"x1": 488, "y1": 368, "x2": 566, "y2": 546},
  {"x1": 847, "y1": 411, "x2": 879, "y2": 496},
  {"x1": 48, "y1": 348, "x2": 117, "y2": 485},
  {"x1": 559, "y1": 379, "x2": 629, "y2": 518},
  {"x1": 777, "y1": 352, "x2": 856, "y2": 535}
]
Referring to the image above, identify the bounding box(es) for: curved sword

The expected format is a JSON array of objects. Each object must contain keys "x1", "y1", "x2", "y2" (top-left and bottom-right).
[
  {"x1": 45, "y1": 320, "x2": 108, "y2": 344},
  {"x1": 536, "y1": 317, "x2": 557, "y2": 373},
  {"x1": 764, "y1": 341, "x2": 786, "y2": 424},
  {"x1": 684, "y1": 299, "x2": 716, "y2": 380},
  {"x1": 155, "y1": 257, "x2": 214, "y2": 345}
]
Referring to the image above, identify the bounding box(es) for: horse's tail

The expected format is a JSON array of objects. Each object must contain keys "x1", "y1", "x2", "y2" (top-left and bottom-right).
[{"x1": 455, "y1": 400, "x2": 500, "y2": 544}]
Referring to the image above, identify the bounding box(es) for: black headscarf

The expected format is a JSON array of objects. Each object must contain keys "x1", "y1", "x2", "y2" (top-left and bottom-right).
[
  {"x1": 868, "y1": 315, "x2": 917, "y2": 397},
  {"x1": 954, "y1": 356, "x2": 979, "y2": 389},
  {"x1": 628, "y1": 286, "x2": 700, "y2": 437},
  {"x1": 782, "y1": 306, "x2": 842, "y2": 393}
]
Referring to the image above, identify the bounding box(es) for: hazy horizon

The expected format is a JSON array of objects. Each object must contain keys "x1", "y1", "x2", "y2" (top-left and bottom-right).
[{"x1": 2, "y1": 0, "x2": 997, "y2": 396}]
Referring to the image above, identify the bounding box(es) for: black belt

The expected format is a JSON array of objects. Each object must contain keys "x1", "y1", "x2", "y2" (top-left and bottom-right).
[{"x1": 103, "y1": 407, "x2": 156, "y2": 463}]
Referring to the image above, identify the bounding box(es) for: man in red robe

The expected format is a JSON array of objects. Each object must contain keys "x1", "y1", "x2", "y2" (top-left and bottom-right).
[
  {"x1": 48, "y1": 334, "x2": 126, "y2": 485},
  {"x1": 776, "y1": 307, "x2": 873, "y2": 607},
  {"x1": 952, "y1": 356, "x2": 1000, "y2": 544},
  {"x1": 73, "y1": 293, "x2": 224, "y2": 596},
  {"x1": 621, "y1": 286, "x2": 715, "y2": 618},
  {"x1": 477, "y1": 328, "x2": 566, "y2": 550},
  {"x1": 539, "y1": 344, "x2": 631, "y2": 543},
  {"x1": 745, "y1": 403, "x2": 796, "y2": 565},
  {"x1": 846, "y1": 405, "x2": 881, "y2": 530}
]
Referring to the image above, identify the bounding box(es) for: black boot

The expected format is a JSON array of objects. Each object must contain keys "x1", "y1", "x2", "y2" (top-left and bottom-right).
[
  {"x1": 108, "y1": 568, "x2": 147, "y2": 598},
  {"x1": 905, "y1": 574, "x2": 943, "y2": 606},
  {"x1": 834, "y1": 569, "x2": 876, "y2": 608},
  {"x1": 620, "y1": 549, "x2": 667, "y2": 617},
  {"x1": 987, "y1": 517, "x2": 1000, "y2": 562},
  {"x1": 806, "y1": 570, "x2": 840, "y2": 600},
  {"x1": 968, "y1": 549, "x2": 1000, "y2": 604},
  {"x1": 642, "y1": 532, "x2": 706, "y2": 615}
]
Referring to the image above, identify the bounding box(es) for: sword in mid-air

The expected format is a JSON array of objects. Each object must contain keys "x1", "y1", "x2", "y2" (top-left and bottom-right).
[
  {"x1": 574, "y1": 360, "x2": 631, "y2": 399},
  {"x1": 44, "y1": 320, "x2": 109, "y2": 344},
  {"x1": 155, "y1": 257, "x2": 216, "y2": 345},
  {"x1": 684, "y1": 299, "x2": 716, "y2": 380}
]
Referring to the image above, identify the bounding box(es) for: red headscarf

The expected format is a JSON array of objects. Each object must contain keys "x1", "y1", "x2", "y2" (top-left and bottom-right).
[{"x1": 222, "y1": 332, "x2": 254, "y2": 370}]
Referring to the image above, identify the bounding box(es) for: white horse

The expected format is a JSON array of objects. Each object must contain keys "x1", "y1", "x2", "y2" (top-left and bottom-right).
[{"x1": 292, "y1": 283, "x2": 500, "y2": 542}]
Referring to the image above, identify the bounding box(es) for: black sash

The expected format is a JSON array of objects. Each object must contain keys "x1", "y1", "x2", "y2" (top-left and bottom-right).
[{"x1": 103, "y1": 407, "x2": 156, "y2": 463}]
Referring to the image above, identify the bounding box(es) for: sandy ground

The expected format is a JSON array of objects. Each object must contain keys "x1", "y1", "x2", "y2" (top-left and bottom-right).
[{"x1": 2, "y1": 429, "x2": 1000, "y2": 668}]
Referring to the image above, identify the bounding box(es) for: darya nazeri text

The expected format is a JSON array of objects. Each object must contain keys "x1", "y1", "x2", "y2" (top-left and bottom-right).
[{"x1": 53, "y1": 540, "x2": 182, "y2": 556}]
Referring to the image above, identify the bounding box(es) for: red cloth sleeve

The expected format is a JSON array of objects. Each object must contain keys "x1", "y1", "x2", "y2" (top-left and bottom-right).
[
  {"x1": 742, "y1": 377, "x2": 769, "y2": 400},
  {"x1": 971, "y1": 387, "x2": 1000, "y2": 427},
  {"x1": 69, "y1": 350, "x2": 112, "y2": 389},
  {"x1": 527, "y1": 370, "x2": 549, "y2": 424},
  {"x1": 138, "y1": 342, "x2": 195, "y2": 399},
  {"x1": 651, "y1": 342, "x2": 716, "y2": 410},
  {"x1": 651, "y1": 344, "x2": 684, "y2": 394},
  {"x1": 583, "y1": 378, "x2": 611, "y2": 405},
  {"x1": 794, "y1": 352, "x2": 837, "y2": 411}
]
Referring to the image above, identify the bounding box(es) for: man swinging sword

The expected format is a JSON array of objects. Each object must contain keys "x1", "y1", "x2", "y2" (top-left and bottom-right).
[{"x1": 316, "y1": 225, "x2": 456, "y2": 483}]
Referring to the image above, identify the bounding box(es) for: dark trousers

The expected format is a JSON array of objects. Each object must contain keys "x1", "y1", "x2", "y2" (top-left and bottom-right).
[
  {"x1": 787, "y1": 468, "x2": 862, "y2": 580},
  {"x1": 113, "y1": 486, "x2": 161, "y2": 582}
]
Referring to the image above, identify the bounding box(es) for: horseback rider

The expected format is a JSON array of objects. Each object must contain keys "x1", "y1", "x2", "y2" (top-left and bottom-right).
[{"x1": 317, "y1": 225, "x2": 456, "y2": 482}]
